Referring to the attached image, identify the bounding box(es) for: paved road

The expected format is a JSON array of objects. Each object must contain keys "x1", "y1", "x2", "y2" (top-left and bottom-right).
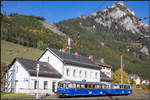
[{"x1": 2, "y1": 93, "x2": 149, "y2": 100}]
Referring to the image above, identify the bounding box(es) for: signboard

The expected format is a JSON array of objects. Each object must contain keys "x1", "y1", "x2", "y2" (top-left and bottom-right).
[
  {"x1": 82, "y1": 79, "x2": 86, "y2": 82},
  {"x1": 24, "y1": 79, "x2": 28, "y2": 82}
]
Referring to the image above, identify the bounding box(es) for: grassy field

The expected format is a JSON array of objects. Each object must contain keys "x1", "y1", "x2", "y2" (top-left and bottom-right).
[
  {"x1": 1, "y1": 92, "x2": 34, "y2": 99},
  {"x1": 1, "y1": 40, "x2": 43, "y2": 64},
  {"x1": 133, "y1": 88, "x2": 149, "y2": 94}
]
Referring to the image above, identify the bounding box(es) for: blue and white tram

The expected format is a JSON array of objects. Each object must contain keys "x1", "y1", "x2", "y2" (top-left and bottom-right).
[
  {"x1": 57, "y1": 80, "x2": 132, "y2": 97},
  {"x1": 57, "y1": 80, "x2": 107, "y2": 97},
  {"x1": 105, "y1": 83, "x2": 132, "y2": 95}
]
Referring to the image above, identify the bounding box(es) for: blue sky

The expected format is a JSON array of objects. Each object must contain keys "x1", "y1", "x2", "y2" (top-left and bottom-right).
[{"x1": 2, "y1": 1, "x2": 149, "y2": 25}]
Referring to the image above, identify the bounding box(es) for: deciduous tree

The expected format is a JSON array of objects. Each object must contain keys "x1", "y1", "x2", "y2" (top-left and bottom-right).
[{"x1": 113, "y1": 68, "x2": 129, "y2": 84}]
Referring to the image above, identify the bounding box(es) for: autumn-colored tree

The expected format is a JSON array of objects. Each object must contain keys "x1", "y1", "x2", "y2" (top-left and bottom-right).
[
  {"x1": 1, "y1": 62, "x2": 7, "y2": 91},
  {"x1": 37, "y1": 40, "x2": 44, "y2": 50},
  {"x1": 113, "y1": 68, "x2": 129, "y2": 84}
]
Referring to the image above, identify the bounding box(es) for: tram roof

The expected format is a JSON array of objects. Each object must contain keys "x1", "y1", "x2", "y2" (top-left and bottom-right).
[
  {"x1": 58, "y1": 80, "x2": 106, "y2": 85},
  {"x1": 108, "y1": 83, "x2": 130, "y2": 86}
]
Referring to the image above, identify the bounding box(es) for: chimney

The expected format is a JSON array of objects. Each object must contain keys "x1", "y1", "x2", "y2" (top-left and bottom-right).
[
  {"x1": 60, "y1": 48, "x2": 66, "y2": 53},
  {"x1": 89, "y1": 56, "x2": 93, "y2": 61},
  {"x1": 74, "y1": 52, "x2": 79, "y2": 56},
  {"x1": 100, "y1": 58, "x2": 104, "y2": 63}
]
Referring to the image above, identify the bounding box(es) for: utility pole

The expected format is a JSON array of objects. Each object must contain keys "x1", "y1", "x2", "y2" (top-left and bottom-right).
[
  {"x1": 68, "y1": 36, "x2": 71, "y2": 54},
  {"x1": 121, "y1": 54, "x2": 123, "y2": 84},
  {"x1": 36, "y1": 64, "x2": 40, "y2": 99}
]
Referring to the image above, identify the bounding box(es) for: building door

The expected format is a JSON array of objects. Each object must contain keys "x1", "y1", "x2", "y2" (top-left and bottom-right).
[
  {"x1": 14, "y1": 80, "x2": 18, "y2": 92},
  {"x1": 52, "y1": 82, "x2": 56, "y2": 93}
]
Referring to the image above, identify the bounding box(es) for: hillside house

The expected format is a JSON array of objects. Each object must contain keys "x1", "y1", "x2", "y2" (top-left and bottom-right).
[
  {"x1": 94, "y1": 58, "x2": 112, "y2": 78},
  {"x1": 6, "y1": 48, "x2": 112, "y2": 94},
  {"x1": 128, "y1": 74, "x2": 141, "y2": 85}
]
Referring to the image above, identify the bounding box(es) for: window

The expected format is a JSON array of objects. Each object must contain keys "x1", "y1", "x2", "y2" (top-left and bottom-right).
[
  {"x1": 68, "y1": 84, "x2": 73, "y2": 88},
  {"x1": 66, "y1": 68, "x2": 69, "y2": 76},
  {"x1": 58, "y1": 83, "x2": 67, "y2": 88},
  {"x1": 93, "y1": 85, "x2": 96, "y2": 89},
  {"x1": 85, "y1": 84, "x2": 88, "y2": 88},
  {"x1": 79, "y1": 70, "x2": 82, "y2": 78},
  {"x1": 73, "y1": 69, "x2": 76, "y2": 77},
  {"x1": 99, "y1": 84, "x2": 102, "y2": 89},
  {"x1": 102, "y1": 84, "x2": 105, "y2": 89},
  {"x1": 72, "y1": 84, "x2": 76, "y2": 88},
  {"x1": 80, "y1": 84, "x2": 85, "y2": 88},
  {"x1": 76, "y1": 84, "x2": 80, "y2": 88},
  {"x1": 52, "y1": 82, "x2": 56, "y2": 92},
  {"x1": 34, "y1": 80, "x2": 38, "y2": 89},
  {"x1": 96, "y1": 85, "x2": 100, "y2": 89},
  {"x1": 16, "y1": 66, "x2": 18, "y2": 72},
  {"x1": 85, "y1": 71, "x2": 87, "y2": 78},
  {"x1": 113, "y1": 85, "x2": 120, "y2": 89},
  {"x1": 44, "y1": 81, "x2": 48, "y2": 89},
  {"x1": 95, "y1": 72, "x2": 97, "y2": 79},
  {"x1": 90, "y1": 72, "x2": 93, "y2": 79}
]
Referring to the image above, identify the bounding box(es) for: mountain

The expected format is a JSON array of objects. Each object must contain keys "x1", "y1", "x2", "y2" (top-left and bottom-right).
[
  {"x1": 55, "y1": 1, "x2": 150, "y2": 79},
  {"x1": 90, "y1": 2, "x2": 149, "y2": 35},
  {"x1": 1, "y1": 2, "x2": 150, "y2": 79}
]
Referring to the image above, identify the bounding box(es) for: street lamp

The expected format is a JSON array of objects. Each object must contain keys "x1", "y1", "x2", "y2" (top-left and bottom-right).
[
  {"x1": 36, "y1": 64, "x2": 40, "y2": 99},
  {"x1": 120, "y1": 53, "x2": 123, "y2": 84}
]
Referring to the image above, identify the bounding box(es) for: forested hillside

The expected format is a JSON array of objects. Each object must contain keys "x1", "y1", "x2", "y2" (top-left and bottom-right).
[{"x1": 1, "y1": 13, "x2": 66, "y2": 50}]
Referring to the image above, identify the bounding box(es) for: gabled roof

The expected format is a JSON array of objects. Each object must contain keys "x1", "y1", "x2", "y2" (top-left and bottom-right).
[
  {"x1": 10, "y1": 57, "x2": 62, "y2": 78},
  {"x1": 38, "y1": 48, "x2": 100, "y2": 70},
  {"x1": 100, "y1": 71, "x2": 113, "y2": 81},
  {"x1": 128, "y1": 74, "x2": 140, "y2": 80},
  {"x1": 93, "y1": 59, "x2": 112, "y2": 68}
]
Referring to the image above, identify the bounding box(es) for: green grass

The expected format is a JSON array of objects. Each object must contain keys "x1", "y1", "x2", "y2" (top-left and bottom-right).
[
  {"x1": 133, "y1": 88, "x2": 149, "y2": 94},
  {"x1": 1, "y1": 40, "x2": 43, "y2": 64},
  {"x1": 1, "y1": 92, "x2": 34, "y2": 99}
]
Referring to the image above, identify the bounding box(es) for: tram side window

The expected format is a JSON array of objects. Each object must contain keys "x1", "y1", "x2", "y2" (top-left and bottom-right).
[
  {"x1": 80, "y1": 84, "x2": 85, "y2": 89},
  {"x1": 120, "y1": 85, "x2": 122, "y2": 89},
  {"x1": 72, "y1": 83, "x2": 76, "y2": 88},
  {"x1": 106, "y1": 85, "x2": 110, "y2": 89},
  {"x1": 99, "y1": 85, "x2": 102, "y2": 89},
  {"x1": 102, "y1": 84, "x2": 105, "y2": 89},
  {"x1": 124, "y1": 85, "x2": 129, "y2": 89},
  {"x1": 93, "y1": 85, "x2": 96, "y2": 89},
  {"x1": 58, "y1": 83, "x2": 66, "y2": 88},
  {"x1": 128, "y1": 85, "x2": 131, "y2": 89},
  {"x1": 111, "y1": 85, "x2": 114, "y2": 89},
  {"x1": 68, "y1": 84, "x2": 73, "y2": 88},
  {"x1": 96, "y1": 85, "x2": 100, "y2": 89},
  {"x1": 89, "y1": 84, "x2": 92, "y2": 89},
  {"x1": 85, "y1": 84, "x2": 88, "y2": 89},
  {"x1": 76, "y1": 84, "x2": 80, "y2": 88},
  {"x1": 113, "y1": 85, "x2": 120, "y2": 89}
]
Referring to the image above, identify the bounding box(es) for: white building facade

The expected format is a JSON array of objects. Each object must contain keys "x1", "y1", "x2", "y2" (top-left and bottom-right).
[{"x1": 38, "y1": 48, "x2": 100, "y2": 83}]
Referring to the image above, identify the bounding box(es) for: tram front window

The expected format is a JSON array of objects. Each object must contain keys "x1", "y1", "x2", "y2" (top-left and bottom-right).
[{"x1": 58, "y1": 83, "x2": 67, "y2": 88}]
